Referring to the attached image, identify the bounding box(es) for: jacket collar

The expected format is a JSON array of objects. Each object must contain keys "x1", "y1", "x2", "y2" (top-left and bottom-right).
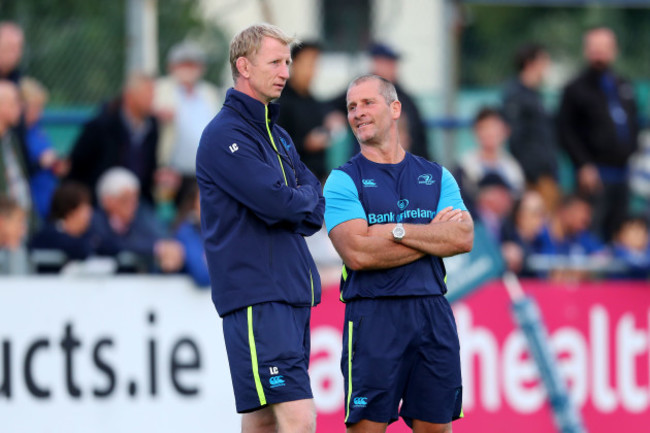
[{"x1": 224, "y1": 87, "x2": 281, "y2": 128}]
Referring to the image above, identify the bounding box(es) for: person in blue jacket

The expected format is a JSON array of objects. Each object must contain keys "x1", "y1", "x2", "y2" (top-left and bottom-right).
[
  {"x1": 173, "y1": 182, "x2": 210, "y2": 287},
  {"x1": 324, "y1": 75, "x2": 473, "y2": 433},
  {"x1": 196, "y1": 23, "x2": 324, "y2": 433}
]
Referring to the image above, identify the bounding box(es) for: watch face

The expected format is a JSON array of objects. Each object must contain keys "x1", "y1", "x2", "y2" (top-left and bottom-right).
[{"x1": 393, "y1": 225, "x2": 405, "y2": 240}]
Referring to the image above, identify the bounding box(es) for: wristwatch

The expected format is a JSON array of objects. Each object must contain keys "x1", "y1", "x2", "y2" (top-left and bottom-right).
[{"x1": 392, "y1": 223, "x2": 405, "y2": 241}]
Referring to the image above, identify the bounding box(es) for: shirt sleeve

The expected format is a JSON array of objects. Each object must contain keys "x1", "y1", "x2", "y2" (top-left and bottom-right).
[
  {"x1": 323, "y1": 170, "x2": 367, "y2": 234},
  {"x1": 437, "y1": 167, "x2": 468, "y2": 213}
]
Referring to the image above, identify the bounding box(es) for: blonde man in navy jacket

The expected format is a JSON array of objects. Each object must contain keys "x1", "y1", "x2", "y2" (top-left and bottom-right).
[{"x1": 196, "y1": 24, "x2": 324, "y2": 433}]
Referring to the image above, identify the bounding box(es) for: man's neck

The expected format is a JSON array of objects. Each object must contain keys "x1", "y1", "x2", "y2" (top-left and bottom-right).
[
  {"x1": 122, "y1": 105, "x2": 145, "y2": 128},
  {"x1": 479, "y1": 147, "x2": 500, "y2": 162},
  {"x1": 59, "y1": 219, "x2": 82, "y2": 238},
  {"x1": 108, "y1": 214, "x2": 130, "y2": 235},
  {"x1": 234, "y1": 80, "x2": 270, "y2": 105},
  {"x1": 360, "y1": 138, "x2": 406, "y2": 164}
]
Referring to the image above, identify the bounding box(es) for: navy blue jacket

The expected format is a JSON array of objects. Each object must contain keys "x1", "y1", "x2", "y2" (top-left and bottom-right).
[
  {"x1": 29, "y1": 222, "x2": 94, "y2": 260},
  {"x1": 196, "y1": 88, "x2": 324, "y2": 317},
  {"x1": 67, "y1": 100, "x2": 159, "y2": 204}
]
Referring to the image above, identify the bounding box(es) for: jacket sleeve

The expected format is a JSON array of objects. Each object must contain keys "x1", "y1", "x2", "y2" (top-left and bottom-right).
[
  {"x1": 197, "y1": 125, "x2": 320, "y2": 226},
  {"x1": 291, "y1": 141, "x2": 325, "y2": 236},
  {"x1": 502, "y1": 87, "x2": 528, "y2": 156},
  {"x1": 557, "y1": 85, "x2": 592, "y2": 168},
  {"x1": 175, "y1": 224, "x2": 211, "y2": 288},
  {"x1": 67, "y1": 119, "x2": 101, "y2": 185}
]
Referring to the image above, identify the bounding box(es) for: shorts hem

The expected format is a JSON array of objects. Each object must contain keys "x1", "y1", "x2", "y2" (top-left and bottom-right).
[
  {"x1": 236, "y1": 392, "x2": 314, "y2": 414},
  {"x1": 400, "y1": 411, "x2": 458, "y2": 428},
  {"x1": 344, "y1": 413, "x2": 399, "y2": 427}
]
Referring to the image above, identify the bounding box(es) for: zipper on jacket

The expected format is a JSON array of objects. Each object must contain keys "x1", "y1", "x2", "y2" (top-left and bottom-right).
[{"x1": 265, "y1": 105, "x2": 288, "y2": 186}]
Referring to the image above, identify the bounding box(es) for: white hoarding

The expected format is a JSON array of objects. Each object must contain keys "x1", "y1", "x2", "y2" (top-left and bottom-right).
[{"x1": 0, "y1": 276, "x2": 239, "y2": 433}]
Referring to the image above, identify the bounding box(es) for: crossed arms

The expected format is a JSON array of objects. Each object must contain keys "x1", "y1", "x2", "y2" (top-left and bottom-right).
[{"x1": 328, "y1": 207, "x2": 474, "y2": 271}]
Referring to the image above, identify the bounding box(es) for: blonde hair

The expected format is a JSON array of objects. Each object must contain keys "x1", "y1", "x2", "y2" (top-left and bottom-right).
[
  {"x1": 229, "y1": 23, "x2": 297, "y2": 81},
  {"x1": 19, "y1": 77, "x2": 49, "y2": 105}
]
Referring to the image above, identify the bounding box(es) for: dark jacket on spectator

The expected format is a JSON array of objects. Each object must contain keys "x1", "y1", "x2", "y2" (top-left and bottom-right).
[
  {"x1": 502, "y1": 78, "x2": 557, "y2": 182},
  {"x1": 277, "y1": 82, "x2": 330, "y2": 180},
  {"x1": 67, "y1": 100, "x2": 159, "y2": 203},
  {"x1": 557, "y1": 67, "x2": 638, "y2": 169},
  {"x1": 89, "y1": 207, "x2": 166, "y2": 258},
  {"x1": 29, "y1": 222, "x2": 94, "y2": 260}
]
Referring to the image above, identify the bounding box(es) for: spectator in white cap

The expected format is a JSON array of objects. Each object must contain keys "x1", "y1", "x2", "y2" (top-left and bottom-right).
[
  {"x1": 154, "y1": 40, "x2": 222, "y2": 204},
  {"x1": 90, "y1": 167, "x2": 185, "y2": 273}
]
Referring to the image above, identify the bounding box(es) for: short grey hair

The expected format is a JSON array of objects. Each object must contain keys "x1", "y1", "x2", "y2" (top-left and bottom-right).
[
  {"x1": 229, "y1": 23, "x2": 298, "y2": 81},
  {"x1": 96, "y1": 167, "x2": 140, "y2": 200},
  {"x1": 347, "y1": 74, "x2": 399, "y2": 106}
]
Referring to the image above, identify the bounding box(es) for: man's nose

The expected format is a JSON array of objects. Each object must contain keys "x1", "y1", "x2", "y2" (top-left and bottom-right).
[
  {"x1": 354, "y1": 106, "x2": 367, "y2": 119},
  {"x1": 279, "y1": 63, "x2": 290, "y2": 79}
]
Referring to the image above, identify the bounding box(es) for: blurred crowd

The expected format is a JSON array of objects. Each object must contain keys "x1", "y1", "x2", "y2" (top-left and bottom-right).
[
  {"x1": 0, "y1": 21, "x2": 649, "y2": 284},
  {"x1": 460, "y1": 28, "x2": 649, "y2": 281}
]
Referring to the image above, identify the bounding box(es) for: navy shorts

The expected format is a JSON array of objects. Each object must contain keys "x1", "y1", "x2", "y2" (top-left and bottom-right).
[
  {"x1": 222, "y1": 302, "x2": 313, "y2": 413},
  {"x1": 341, "y1": 295, "x2": 463, "y2": 426}
]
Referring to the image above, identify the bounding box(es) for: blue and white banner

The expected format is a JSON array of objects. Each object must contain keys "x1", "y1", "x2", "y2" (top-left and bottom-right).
[{"x1": 444, "y1": 223, "x2": 505, "y2": 303}]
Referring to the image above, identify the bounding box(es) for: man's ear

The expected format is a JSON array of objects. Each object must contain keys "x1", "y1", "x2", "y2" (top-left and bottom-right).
[
  {"x1": 236, "y1": 57, "x2": 250, "y2": 79},
  {"x1": 391, "y1": 100, "x2": 402, "y2": 120}
]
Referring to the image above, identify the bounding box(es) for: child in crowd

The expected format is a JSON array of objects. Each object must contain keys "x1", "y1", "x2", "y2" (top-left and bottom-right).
[
  {"x1": 500, "y1": 189, "x2": 547, "y2": 276},
  {"x1": 29, "y1": 181, "x2": 95, "y2": 261},
  {"x1": 457, "y1": 107, "x2": 526, "y2": 211},
  {"x1": 536, "y1": 194, "x2": 606, "y2": 281},
  {"x1": 610, "y1": 216, "x2": 650, "y2": 279}
]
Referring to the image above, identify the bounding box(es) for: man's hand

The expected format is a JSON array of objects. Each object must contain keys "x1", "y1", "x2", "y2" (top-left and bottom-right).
[
  {"x1": 155, "y1": 240, "x2": 185, "y2": 273},
  {"x1": 303, "y1": 128, "x2": 330, "y2": 152},
  {"x1": 432, "y1": 206, "x2": 464, "y2": 223}
]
